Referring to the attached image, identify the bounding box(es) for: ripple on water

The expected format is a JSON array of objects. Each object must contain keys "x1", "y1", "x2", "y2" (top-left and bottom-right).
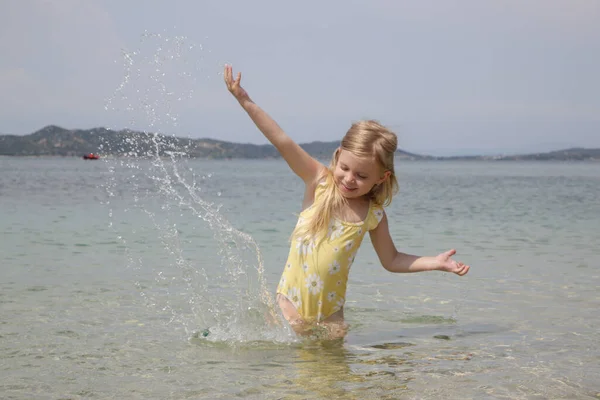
[
  {"x1": 371, "y1": 342, "x2": 415, "y2": 350},
  {"x1": 399, "y1": 315, "x2": 457, "y2": 324},
  {"x1": 26, "y1": 286, "x2": 47, "y2": 292}
]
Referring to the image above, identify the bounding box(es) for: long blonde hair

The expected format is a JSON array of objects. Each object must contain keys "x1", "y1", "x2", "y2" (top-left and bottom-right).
[{"x1": 292, "y1": 120, "x2": 399, "y2": 243}]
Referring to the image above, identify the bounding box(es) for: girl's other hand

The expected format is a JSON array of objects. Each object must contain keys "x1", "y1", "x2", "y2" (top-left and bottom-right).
[
  {"x1": 224, "y1": 64, "x2": 249, "y2": 101},
  {"x1": 436, "y1": 249, "x2": 470, "y2": 276}
]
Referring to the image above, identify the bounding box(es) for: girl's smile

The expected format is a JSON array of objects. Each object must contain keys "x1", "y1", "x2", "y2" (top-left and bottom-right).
[{"x1": 340, "y1": 182, "x2": 357, "y2": 192}]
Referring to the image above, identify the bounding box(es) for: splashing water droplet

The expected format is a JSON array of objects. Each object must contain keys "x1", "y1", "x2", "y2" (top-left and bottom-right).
[{"x1": 101, "y1": 33, "x2": 289, "y2": 344}]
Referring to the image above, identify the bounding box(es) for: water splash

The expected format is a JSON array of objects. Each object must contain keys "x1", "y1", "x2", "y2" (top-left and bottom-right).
[{"x1": 102, "y1": 32, "x2": 292, "y2": 344}]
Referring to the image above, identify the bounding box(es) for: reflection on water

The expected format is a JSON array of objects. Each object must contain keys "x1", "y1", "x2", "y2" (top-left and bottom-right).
[
  {"x1": 292, "y1": 340, "x2": 371, "y2": 400},
  {"x1": 188, "y1": 324, "x2": 482, "y2": 399}
]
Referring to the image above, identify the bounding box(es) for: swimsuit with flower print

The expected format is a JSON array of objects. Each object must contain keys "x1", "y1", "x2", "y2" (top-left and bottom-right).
[{"x1": 276, "y1": 184, "x2": 385, "y2": 322}]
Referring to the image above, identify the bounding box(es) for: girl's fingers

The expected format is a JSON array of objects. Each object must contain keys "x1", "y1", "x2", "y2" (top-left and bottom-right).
[
  {"x1": 450, "y1": 262, "x2": 466, "y2": 275},
  {"x1": 225, "y1": 65, "x2": 234, "y2": 85},
  {"x1": 223, "y1": 64, "x2": 243, "y2": 92},
  {"x1": 457, "y1": 264, "x2": 470, "y2": 276}
]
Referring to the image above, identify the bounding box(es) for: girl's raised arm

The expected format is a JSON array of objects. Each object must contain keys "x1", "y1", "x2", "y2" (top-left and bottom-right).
[{"x1": 224, "y1": 65, "x2": 325, "y2": 184}]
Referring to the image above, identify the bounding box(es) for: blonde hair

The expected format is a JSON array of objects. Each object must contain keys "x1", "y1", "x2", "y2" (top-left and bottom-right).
[{"x1": 292, "y1": 120, "x2": 399, "y2": 243}]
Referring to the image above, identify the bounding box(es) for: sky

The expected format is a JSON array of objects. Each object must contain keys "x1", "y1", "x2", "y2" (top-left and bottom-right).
[{"x1": 1, "y1": 0, "x2": 599, "y2": 156}]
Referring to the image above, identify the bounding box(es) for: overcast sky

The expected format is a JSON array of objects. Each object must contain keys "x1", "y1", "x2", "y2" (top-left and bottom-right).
[{"x1": 1, "y1": 0, "x2": 599, "y2": 155}]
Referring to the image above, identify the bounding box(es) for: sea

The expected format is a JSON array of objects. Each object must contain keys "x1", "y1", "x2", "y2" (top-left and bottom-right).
[{"x1": 1, "y1": 156, "x2": 598, "y2": 399}]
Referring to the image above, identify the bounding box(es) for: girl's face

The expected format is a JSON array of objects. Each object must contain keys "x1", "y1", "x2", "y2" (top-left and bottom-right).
[{"x1": 334, "y1": 149, "x2": 389, "y2": 199}]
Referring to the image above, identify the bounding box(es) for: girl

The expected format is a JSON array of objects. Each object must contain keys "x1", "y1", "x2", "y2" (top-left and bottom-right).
[{"x1": 224, "y1": 65, "x2": 470, "y2": 336}]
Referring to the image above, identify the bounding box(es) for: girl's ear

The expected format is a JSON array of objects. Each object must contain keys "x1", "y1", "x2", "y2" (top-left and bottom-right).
[
  {"x1": 378, "y1": 170, "x2": 391, "y2": 184},
  {"x1": 333, "y1": 147, "x2": 341, "y2": 162}
]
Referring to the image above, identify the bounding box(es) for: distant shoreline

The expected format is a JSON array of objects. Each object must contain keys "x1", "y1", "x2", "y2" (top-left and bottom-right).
[
  {"x1": 2, "y1": 154, "x2": 599, "y2": 163},
  {"x1": 1, "y1": 125, "x2": 599, "y2": 161}
]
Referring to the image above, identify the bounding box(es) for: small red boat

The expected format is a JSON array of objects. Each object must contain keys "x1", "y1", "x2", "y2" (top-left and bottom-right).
[{"x1": 83, "y1": 153, "x2": 100, "y2": 160}]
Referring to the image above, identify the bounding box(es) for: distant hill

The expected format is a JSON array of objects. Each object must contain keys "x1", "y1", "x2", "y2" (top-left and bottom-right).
[
  {"x1": 0, "y1": 125, "x2": 424, "y2": 160},
  {"x1": 489, "y1": 148, "x2": 600, "y2": 161},
  {"x1": 0, "y1": 125, "x2": 598, "y2": 160},
  {"x1": 437, "y1": 148, "x2": 600, "y2": 161}
]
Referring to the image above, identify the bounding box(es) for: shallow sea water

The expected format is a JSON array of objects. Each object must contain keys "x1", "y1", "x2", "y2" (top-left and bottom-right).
[{"x1": 1, "y1": 157, "x2": 599, "y2": 399}]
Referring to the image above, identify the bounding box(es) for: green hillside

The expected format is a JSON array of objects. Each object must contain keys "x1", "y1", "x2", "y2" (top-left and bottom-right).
[
  {"x1": 1, "y1": 125, "x2": 598, "y2": 160},
  {"x1": 0, "y1": 125, "x2": 424, "y2": 159}
]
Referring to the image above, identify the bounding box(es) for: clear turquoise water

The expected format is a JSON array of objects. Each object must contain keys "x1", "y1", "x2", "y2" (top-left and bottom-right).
[{"x1": 1, "y1": 156, "x2": 599, "y2": 399}]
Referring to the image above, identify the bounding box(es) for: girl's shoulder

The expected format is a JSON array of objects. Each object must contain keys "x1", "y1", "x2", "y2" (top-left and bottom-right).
[
  {"x1": 366, "y1": 203, "x2": 385, "y2": 231},
  {"x1": 315, "y1": 179, "x2": 328, "y2": 194},
  {"x1": 311, "y1": 176, "x2": 333, "y2": 201},
  {"x1": 299, "y1": 178, "x2": 329, "y2": 212}
]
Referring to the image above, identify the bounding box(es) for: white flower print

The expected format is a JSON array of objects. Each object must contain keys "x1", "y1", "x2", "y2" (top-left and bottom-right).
[
  {"x1": 278, "y1": 276, "x2": 286, "y2": 289},
  {"x1": 348, "y1": 252, "x2": 356, "y2": 268},
  {"x1": 327, "y1": 291, "x2": 337, "y2": 302},
  {"x1": 305, "y1": 273, "x2": 324, "y2": 295},
  {"x1": 333, "y1": 297, "x2": 345, "y2": 312},
  {"x1": 328, "y1": 220, "x2": 344, "y2": 241},
  {"x1": 333, "y1": 246, "x2": 339, "y2": 253},
  {"x1": 296, "y1": 238, "x2": 315, "y2": 256},
  {"x1": 287, "y1": 287, "x2": 302, "y2": 309},
  {"x1": 374, "y1": 209, "x2": 384, "y2": 223},
  {"x1": 344, "y1": 240, "x2": 354, "y2": 252},
  {"x1": 328, "y1": 260, "x2": 341, "y2": 275},
  {"x1": 357, "y1": 227, "x2": 363, "y2": 235},
  {"x1": 337, "y1": 280, "x2": 342, "y2": 286},
  {"x1": 302, "y1": 263, "x2": 309, "y2": 273},
  {"x1": 286, "y1": 262, "x2": 292, "y2": 269}
]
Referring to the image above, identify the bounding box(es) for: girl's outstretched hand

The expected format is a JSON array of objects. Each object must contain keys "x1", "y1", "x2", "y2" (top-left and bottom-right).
[
  {"x1": 435, "y1": 249, "x2": 470, "y2": 276},
  {"x1": 224, "y1": 64, "x2": 249, "y2": 101}
]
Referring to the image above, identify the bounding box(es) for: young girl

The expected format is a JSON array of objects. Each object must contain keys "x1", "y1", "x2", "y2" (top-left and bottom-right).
[{"x1": 224, "y1": 65, "x2": 470, "y2": 336}]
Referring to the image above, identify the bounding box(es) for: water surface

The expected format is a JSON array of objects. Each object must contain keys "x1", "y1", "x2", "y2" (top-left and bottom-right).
[{"x1": 1, "y1": 157, "x2": 599, "y2": 399}]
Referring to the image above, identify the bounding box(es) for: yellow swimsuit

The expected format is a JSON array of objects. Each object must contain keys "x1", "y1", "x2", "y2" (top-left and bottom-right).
[{"x1": 276, "y1": 184, "x2": 385, "y2": 323}]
